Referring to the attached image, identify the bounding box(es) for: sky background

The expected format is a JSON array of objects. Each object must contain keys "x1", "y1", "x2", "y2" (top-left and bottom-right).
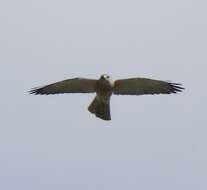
[{"x1": 0, "y1": 0, "x2": 207, "y2": 189}]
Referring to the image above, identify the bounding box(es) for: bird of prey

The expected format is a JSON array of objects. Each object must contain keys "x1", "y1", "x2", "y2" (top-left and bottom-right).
[{"x1": 29, "y1": 74, "x2": 184, "y2": 121}]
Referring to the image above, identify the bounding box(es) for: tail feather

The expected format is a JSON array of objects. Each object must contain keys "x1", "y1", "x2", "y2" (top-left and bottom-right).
[{"x1": 88, "y1": 96, "x2": 111, "y2": 120}]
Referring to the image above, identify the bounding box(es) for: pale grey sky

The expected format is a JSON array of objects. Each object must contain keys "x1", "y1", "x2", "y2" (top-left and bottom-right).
[{"x1": 0, "y1": 0, "x2": 207, "y2": 189}]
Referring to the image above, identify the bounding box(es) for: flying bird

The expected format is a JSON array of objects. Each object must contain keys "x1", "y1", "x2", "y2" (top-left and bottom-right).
[{"x1": 29, "y1": 74, "x2": 184, "y2": 120}]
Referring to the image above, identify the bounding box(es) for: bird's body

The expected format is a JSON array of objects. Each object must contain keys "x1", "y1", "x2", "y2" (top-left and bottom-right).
[
  {"x1": 95, "y1": 75, "x2": 114, "y2": 102},
  {"x1": 30, "y1": 74, "x2": 184, "y2": 120},
  {"x1": 88, "y1": 75, "x2": 114, "y2": 120}
]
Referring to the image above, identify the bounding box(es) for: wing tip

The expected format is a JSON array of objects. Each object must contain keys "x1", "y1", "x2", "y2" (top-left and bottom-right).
[
  {"x1": 168, "y1": 82, "x2": 185, "y2": 94},
  {"x1": 28, "y1": 87, "x2": 48, "y2": 95}
]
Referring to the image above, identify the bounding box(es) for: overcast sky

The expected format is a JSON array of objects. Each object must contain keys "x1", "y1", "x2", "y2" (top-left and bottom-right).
[{"x1": 0, "y1": 0, "x2": 207, "y2": 189}]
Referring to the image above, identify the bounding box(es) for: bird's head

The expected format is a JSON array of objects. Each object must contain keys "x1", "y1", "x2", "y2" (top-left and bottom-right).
[
  {"x1": 100, "y1": 74, "x2": 110, "y2": 80},
  {"x1": 99, "y1": 74, "x2": 114, "y2": 87}
]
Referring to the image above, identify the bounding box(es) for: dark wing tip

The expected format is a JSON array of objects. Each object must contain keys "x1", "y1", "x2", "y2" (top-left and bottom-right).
[
  {"x1": 168, "y1": 83, "x2": 185, "y2": 94},
  {"x1": 28, "y1": 87, "x2": 48, "y2": 95}
]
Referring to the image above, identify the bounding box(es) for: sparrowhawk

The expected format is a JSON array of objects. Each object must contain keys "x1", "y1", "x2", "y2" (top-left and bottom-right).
[{"x1": 29, "y1": 74, "x2": 184, "y2": 120}]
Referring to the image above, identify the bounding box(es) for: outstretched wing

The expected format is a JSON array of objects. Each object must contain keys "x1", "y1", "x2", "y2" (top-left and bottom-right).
[
  {"x1": 113, "y1": 78, "x2": 184, "y2": 95},
  {"x1": 29, "y1": 78, "x2": 97, "y2": 95}
]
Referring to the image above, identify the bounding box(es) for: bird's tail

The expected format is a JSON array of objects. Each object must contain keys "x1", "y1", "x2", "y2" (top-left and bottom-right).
[{"x1": 88, "y1": 96, "x2": 111, "y2": 120}]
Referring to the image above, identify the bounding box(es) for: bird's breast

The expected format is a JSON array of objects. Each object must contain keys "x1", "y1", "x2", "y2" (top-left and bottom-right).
[{"x1": 95, "y1": 80, "x2": 114, "y2": 101}]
